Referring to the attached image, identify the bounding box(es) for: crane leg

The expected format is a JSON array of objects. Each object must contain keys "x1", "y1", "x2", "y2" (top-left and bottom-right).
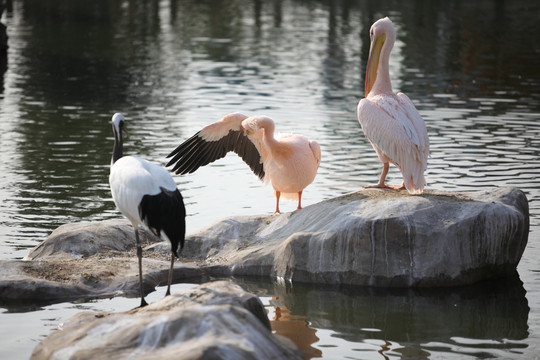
[
  {"x1": 135, "y1": 229, "x2": 148, "y2": 307},
  {"x1": 166, "y1": 254, "x2": 175, "y2": 296}
]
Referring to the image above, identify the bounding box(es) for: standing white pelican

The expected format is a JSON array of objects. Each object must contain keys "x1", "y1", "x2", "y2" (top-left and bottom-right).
[
  {"x1": 357, "y1": 17, "x2": 429, "y2": 194},
  {"x1": 166, "y1": 113, "x2": 321, "y2": 213},
  {"x1": 109, "y1": 113, "x2": 186, "y2": 307}
]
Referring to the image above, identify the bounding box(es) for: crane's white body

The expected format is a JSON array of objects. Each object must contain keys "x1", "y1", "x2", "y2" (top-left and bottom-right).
[{"x1": 110, "y1": 155, "x2": 176, "y2": 231}]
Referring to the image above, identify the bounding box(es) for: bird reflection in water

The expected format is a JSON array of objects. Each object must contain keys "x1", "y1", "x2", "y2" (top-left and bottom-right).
[{"x1": 268, "y1": 296, "x2": 322, "y2": 359}]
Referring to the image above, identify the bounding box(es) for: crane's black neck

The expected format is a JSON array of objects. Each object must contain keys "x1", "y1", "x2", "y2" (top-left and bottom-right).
[{"x1": 112, "y1": 123, "x2": 124, "y2": 164}]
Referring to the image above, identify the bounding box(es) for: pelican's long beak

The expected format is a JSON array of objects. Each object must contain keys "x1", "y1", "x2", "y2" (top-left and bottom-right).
[{"x1": 365, "y1": 33, "x2": 385, "y2": 97}]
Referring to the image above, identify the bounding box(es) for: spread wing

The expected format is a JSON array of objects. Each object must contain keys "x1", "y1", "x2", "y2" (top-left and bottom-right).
[{"x1": 166, "y1": 113, "x2": 265, "y2": 180}]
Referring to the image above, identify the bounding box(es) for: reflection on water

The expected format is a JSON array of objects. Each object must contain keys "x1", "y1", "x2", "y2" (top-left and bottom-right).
[
  {"x1": 236, "y1": 274, "x2": 529, "y2": 359},
  {"x1": 0, "y1": 0, "x2": 539, "y2": 359},
  {"x1": 270, "y1": 298, "x2": 322, "y2": 359},
  {"x1": 0, "y1": 274, "x2": 530, "y2": 359}
]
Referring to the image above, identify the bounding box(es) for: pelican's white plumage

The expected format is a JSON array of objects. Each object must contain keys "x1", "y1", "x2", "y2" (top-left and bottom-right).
[{"x1": 357, "y1": 17, "x2": 429, "y2": 194}]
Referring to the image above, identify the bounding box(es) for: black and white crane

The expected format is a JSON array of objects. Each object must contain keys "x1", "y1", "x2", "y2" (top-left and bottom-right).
[{"x1": 109, "y1": 113, "x2": 186, "y2": 307}]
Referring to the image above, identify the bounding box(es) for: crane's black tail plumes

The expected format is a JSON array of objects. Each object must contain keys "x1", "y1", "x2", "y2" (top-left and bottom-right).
[{"x1": 139, "y1": 187, "x2": 186, "y2": 256}]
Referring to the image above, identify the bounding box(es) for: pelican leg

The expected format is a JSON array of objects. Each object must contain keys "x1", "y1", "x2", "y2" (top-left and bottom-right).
[
  {"x1": 365, "y1": 162, "x2": 393, "y2": 189},
  {"x1": 297, "y1": 190, "x2": 303, "y2": 210},
  {"x1": 275, "y1": 191, "x2": 281, "y2": 214},
  {"x1": 377, "y1": 162, "x2": 390, "y2": 187},
  {"x1": 166, "y1": 253, "x2": 175, "y2": 296},
  {"x1": 388, "y1": 181, "x2": 406, "y2": 190},
  {"x1": 135, "y1": 229, "x2": 148, "y2": 307}
]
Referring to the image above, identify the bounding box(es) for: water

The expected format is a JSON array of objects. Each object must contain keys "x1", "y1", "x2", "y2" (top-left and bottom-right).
[{"x1": 1, "y1": 0, "x2": 539, "y2": 358}]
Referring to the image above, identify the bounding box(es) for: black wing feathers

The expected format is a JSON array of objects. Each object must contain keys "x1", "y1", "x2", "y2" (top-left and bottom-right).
[
  {"x1": 234, "y1": 133, "x2": 265, "y2": 179},
  {"x1": 139, "y1": 188, "x2": 186, "y2": 257},
  {"x1": 166, "y1": 129, "x2": 265, "y2": 180}
]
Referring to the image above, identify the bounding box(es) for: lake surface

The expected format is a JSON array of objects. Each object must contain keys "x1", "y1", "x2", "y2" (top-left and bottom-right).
[{"x1": 1, "y1": 0, "x2": 539, "y2": 359}]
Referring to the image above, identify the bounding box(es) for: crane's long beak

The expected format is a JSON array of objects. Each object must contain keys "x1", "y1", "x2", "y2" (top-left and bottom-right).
[
  {"x1": 365, "y1": 33, "x2": 385, "y2": 97},
  {"x1": 122, "y1": 124, "x2": 130, "y2": 138}
]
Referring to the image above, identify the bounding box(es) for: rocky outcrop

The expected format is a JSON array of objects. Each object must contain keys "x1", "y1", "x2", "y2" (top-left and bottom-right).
[
  {"x1": 0, "y1": 187, "x2": 529, "y2": 303},
  {"x1": 30, "y1": 281, "x2": 303, "y2": 360},
  {"x1": 197, "y1": 189, "x2": 529, "y2": 287},
  {"x1": 178, "y1": 187, "x2": 529, "y2": 287},
  {"x1": 0, "y1": 219, "x2": 203, "y2": 302}
]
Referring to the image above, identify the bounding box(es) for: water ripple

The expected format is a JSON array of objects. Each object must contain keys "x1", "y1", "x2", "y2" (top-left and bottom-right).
[{"x1": 1, "y1": 1, "x2": 540, "y2": 359}]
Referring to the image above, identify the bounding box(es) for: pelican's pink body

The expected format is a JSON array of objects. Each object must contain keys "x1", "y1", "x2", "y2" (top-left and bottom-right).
[{"x1": 357, "y1": 17, "x2": 429, "y2": 194}]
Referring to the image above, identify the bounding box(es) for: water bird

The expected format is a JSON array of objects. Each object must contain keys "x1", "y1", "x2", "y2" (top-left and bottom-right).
[
  {"x1": 109, "y1": 113, "x2": 186, "y2": 307},
  {"x1": 166, "y1": 113, "x2": 321, "y2": 213},
  {"x1": 357, "y1": 17, "x2": 429, "y2": 194}
]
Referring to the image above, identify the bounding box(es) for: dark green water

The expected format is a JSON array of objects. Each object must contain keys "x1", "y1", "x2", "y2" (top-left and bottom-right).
[{"x1": 1, "y1": 1, "x2": 539, "y2": 358}]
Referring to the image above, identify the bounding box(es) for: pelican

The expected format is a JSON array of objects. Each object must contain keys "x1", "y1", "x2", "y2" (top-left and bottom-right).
[
  {"x1": 109, "y1": 113, "x2": 186, "y2": 307},
  {"x1": 166, "y1": 113, "x2": 321, "y2": 213},
  {"x1": 357, "y1": 17, "x2": 429, "y2": 194}
]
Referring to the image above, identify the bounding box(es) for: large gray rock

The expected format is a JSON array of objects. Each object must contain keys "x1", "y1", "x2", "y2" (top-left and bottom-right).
[
  {"x1": 178, "y1": 187, "x2": 529, "y2": 287},
  {"x1": 0, "y1": 220, "x2": 203, "y2": 302},
  {"x1": 24, "y1": 218, "x2": 162, "y2": 260},
  {"x1": 31, "y1": 281, "x2": 302, "y2": 360},
  {"x1": 0, "y1": 187, "x2": 529, "y2": 303}
]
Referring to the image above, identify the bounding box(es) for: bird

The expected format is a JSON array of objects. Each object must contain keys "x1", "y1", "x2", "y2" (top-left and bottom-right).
[
  {"x1": 357, "y1": 17, "x2": 429, "y2": 194},
  {"x1": 109, "y1": 113, "x2": 186, "y2": 307},
  {"x1": 166, "y1": 113, "x2": 321, "y2": 213}
]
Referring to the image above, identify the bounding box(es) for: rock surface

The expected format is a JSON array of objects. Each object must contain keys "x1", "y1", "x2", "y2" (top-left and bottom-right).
[
  {"x1": 179, "y1": 187, "x2": 529, "y2": 287},
  {"x1": 0, "y1": 219, "x2": 202, "y2": 302},
  {"x1": 31, "y1": 281, "x2": 302, "y2": 360},
  {"x1": 0, "y1": 187, "x2": 529, "y2": 303}
]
